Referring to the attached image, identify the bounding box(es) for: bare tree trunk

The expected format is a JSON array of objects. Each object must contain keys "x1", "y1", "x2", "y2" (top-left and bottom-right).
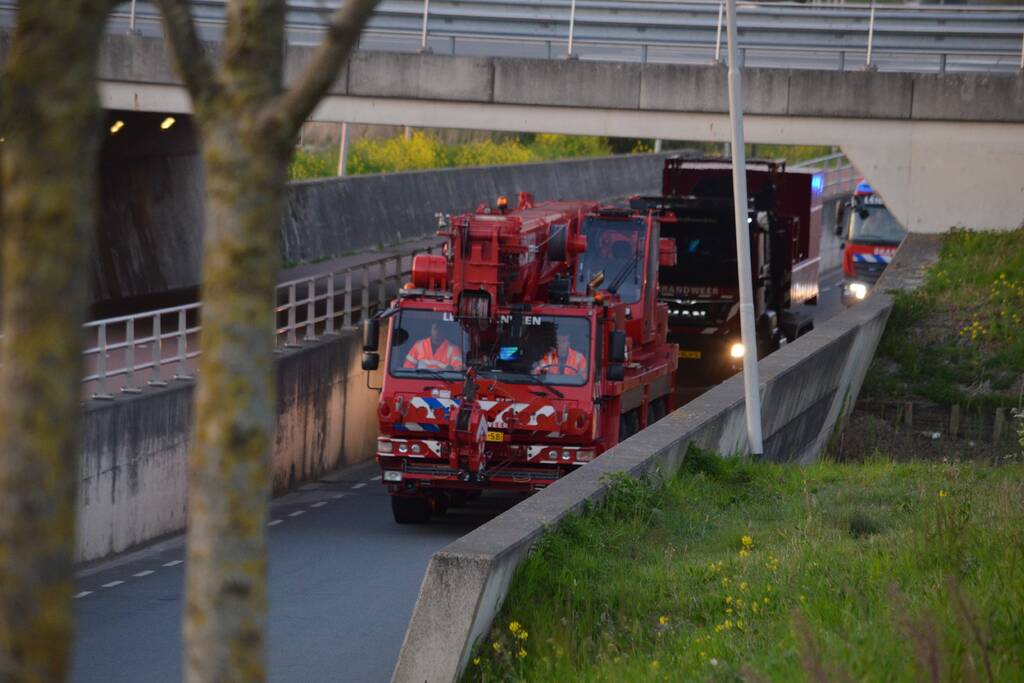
[
  {"x1": 156, "y1": 1, "x2": 381, "y2": 681},
  {"x1": 0, "y1": 1, "x2": 114, "y2": 680}
]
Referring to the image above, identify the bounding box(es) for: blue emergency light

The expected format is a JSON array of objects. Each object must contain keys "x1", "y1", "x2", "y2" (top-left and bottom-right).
[{"x1": 855, "y1": 180, "x2": 873, "y2": 195}]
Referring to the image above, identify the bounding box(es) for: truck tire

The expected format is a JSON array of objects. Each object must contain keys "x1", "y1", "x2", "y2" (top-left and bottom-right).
[{"x1": 392, "y1": 495, "x2": 431, "y2": 524}]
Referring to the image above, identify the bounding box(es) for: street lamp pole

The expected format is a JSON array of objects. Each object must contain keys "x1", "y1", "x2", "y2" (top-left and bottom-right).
[{"x1": 724, "y1": 0, "x2": 764, "y2": 457}]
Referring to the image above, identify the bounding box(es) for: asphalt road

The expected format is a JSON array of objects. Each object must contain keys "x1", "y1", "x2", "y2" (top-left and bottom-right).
[
  {"x1": 71, "y1": 460, "x2": 522, "y2": 683},
  {"x1": 71, "y1": 268, "x2": 849, "y2": 683}
]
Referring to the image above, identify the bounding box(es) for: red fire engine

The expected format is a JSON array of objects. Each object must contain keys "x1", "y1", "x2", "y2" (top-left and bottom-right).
[
  {"x1": 361, "y1": 193, "x2": 678, "y2": 523},
  {"x1": 837, "y1": 180, "x2": 907, "y2": 306}
]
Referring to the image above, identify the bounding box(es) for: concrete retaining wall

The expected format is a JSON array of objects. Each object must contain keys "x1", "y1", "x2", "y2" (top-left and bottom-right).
[
  {"x1": 391, "y1": 234, "x2": 942, "y2": 683},
  {"x1": 281, "y1": 153, "x2": 668, "y2": 266},
  {"x1": 75, "y1": 328, "x2": 380, "y2": 564},
  {"x1": 96, "y1": 144, "x2": 668, "y2": 303}
]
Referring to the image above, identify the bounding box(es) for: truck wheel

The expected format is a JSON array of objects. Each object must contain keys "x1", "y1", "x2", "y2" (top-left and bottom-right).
[
  {"x1": 391, "y1": 496, "x2": 431, "y2": 524},
  {"x1": 647, "y1": 398, "x2": 666, "y2": 425}
]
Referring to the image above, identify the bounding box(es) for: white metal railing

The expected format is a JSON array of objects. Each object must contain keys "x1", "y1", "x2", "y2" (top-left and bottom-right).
[
  {"x1": 16, "y1": 1, "x2": 1012, "y2": 75},
  {"x1": 792, "y1": 152, "x2": 860, "y2": 197},
  {"x1": 83, "y1": 242, "x2": 442, "y2": 400}
]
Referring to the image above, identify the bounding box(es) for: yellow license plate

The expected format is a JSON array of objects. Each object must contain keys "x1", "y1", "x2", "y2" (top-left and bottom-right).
[
  {"x1": 678, "y1": 350, "x2": 702, "y2": 359},
  {"x1": 485, "y1": 430, "x2": 505, "y2": 442}
]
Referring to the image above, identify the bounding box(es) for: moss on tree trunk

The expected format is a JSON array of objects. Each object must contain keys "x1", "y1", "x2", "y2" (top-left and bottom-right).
[{"x1": 0, "y1": 2, "x2": 115, "y2": 680}]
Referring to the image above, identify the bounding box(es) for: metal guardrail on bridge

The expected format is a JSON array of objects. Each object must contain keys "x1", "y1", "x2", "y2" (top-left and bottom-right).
[{"x1": 86, "y1": 0, "x2": 1024, "y2": 74}]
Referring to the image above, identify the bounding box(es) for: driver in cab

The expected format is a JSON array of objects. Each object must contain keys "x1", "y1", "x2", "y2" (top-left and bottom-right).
[
  {"x1": 404, "y1": 322, "x2": 464, "y2": 371},
  {"x1": 533, "y1": 332, "x2": 587, "y2": 377}
]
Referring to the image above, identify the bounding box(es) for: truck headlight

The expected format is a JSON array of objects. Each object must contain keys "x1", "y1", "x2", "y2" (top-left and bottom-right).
[
  {"x1": 383, "y1": 470, "x2": 402, "y2": 482},
  {"x1": 850, "y1": 282, "x2": 868, "y2": 300},
  {"x1": 729, "y1": 343, "x2": 745, "y2": 359},
  {"x1": 377, "y1": 438, "x2": 392, "y2": 454}
]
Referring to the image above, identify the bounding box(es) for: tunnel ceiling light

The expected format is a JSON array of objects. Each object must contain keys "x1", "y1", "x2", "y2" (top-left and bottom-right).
[
  {"x1": 110, "y1": 120, "x2": 125, "y2": 135},
  {"x1": 160, "y1": 116, "x2": 176, "y2": 130}
]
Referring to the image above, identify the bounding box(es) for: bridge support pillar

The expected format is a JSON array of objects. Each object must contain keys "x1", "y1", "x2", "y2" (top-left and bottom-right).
[{"x1": 841, "y1": 122, "x2": 1024, "y2": 234}]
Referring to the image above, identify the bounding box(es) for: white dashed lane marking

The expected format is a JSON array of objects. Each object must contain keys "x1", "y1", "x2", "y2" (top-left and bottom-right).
[
  {"x1": 102, "y1": 581, "x2": 125, "y2": 588},
  {"x1": 162, "y1": 560, "x2": 183, "y2": 567},
  {"x1": 351, "y1": 483, "x2": 366, "y2": 490},
  {"x1": 268, "y1": 519, "x2": 283, "y2": 527},
  {"x1": 310, "y1": 501, "x2": 326, "y2": 508},
  {"x1": 74, "y1": 591, "x2": 93, "y2": 599},
  {"x1": 133, "y1": 570, "x2": 155, "y2": 578},
  {"x1": 370, "y1": 475, "x2": 381, "y2": 481},
  {"x1": 332, "y1": 494, "x2": 345, "y2": 500},
  {"x1": 288, "y1": 510, "x2": 305, "y2": 517}
]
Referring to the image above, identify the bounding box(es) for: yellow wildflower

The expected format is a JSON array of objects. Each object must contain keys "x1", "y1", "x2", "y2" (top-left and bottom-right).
[
  {"x1": 741, "y1": 535, "x2": 754, "y2": 548},
  {"x1": 938, "y1": 490, "x2": 948, "y2": 498},
  {"x1": 659, "y1": 615, "x2": 669, "y2": 626},
  {"x1": 518, "y1": 630, "x2": 528, "y2": 641},
  {"x1": 650, "y1": 660, "x2": 659, "y2": 670},
  {"x1": 739, "y1": 581, "x2": 748, "y2": 592},
  {"x1": 739, "y1": 549, "x2": 749, "y2": 558},
  {"x1": 725, "y1": 619, "x2": 733, "y2": 629},
  {"x1": 725, "y1": 596, "x2": 733, "y2": 604},
  {"x1": 509, "y1": 621, "x2": 521, "y2": 634},
  {"x1": 492, "y1": 641, "x2": 502, "y2": 652}
]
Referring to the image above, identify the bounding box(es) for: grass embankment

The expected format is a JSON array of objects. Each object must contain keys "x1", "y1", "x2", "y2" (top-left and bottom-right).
[
  {"x1": 465, "y1": 450, "x2": 1024, "y2": 681},
  {"x1": 863, "y1": 228, "x2": 1024, "y2": 409}
]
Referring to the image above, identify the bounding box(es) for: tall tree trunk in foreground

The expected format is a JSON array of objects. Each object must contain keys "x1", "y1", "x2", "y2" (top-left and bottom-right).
[
  {"x1": 0, "y1": 2, "x2": 115, "y2": 680},
  {"x1": 155, "y1": 1, "x2": 379, "y2": 680}
]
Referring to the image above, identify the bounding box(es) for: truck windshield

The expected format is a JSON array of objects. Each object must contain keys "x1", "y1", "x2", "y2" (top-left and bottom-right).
[
  {"x1": 576, "y1": 217, "x2": 645, "y2": 304},
  {"x1": 659, "y1": 217, "x2": 739, "y2": 288},
  {"x1": 476, "y1": 315, "x2": 591, "y2": 387},
  {"x1": 848, "y1": 201, "x2": 905, "y2": 246},
  {"x1": 388, "y1": 309, "x2": 466, "y2": 380}
]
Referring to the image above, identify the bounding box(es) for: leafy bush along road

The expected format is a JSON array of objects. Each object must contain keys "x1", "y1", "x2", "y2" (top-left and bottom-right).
[
  {"x1": 466, "y1": 450, "x2": 1024, "y2": 682},
  {"x1": 288, "y1": 132, "x2": 619, "y2": 179}
]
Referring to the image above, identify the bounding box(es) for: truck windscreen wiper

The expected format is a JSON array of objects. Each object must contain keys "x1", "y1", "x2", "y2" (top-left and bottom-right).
[
  {"x1": 608, "y1": 253, "x2": 641, "y2": 294},
  {"x1": 479, "y1": 369, "x2": 564, "y2": 398}
]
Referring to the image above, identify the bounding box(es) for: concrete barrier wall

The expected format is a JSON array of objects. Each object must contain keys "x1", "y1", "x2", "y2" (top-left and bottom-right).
[
  {"x1": 96, "y1": 148, "x2": 668, "y2": 303},
  {"x1": 281, "y1": 153, "x2": 668, "y2": 266},
  {"x1": 75, "y1": 328, "x2": 380, "y2": 564},
  {"x1": 391, "y1": 234, "x2": 942, "y2": 683}
]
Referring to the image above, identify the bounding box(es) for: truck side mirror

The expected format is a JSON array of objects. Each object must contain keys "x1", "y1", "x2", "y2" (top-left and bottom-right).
[
  {"x1": 363, "y1": 318, "x2": 380, "y2": 352},
  {"x1": 608, "y1": 330, "x2": 627, "y2": 363},
  {"x1": 606, "y1": 363, "x2": 625, "y2": 382},
  {"x1": 361, "y1": 352, "x2": 380, "y2": 371}
]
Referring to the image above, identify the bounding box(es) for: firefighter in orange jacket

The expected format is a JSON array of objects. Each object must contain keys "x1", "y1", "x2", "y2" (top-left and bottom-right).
[
  {"x1": 404, "y1": 322, "x2": 464, "y2": 370},
  {"x1": 533, "y1": 332, "x2": 587, "y2": 376}
]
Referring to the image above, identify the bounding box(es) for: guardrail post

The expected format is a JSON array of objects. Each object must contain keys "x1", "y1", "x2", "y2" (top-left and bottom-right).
[
  {"x1": 287, "y1": 283, "x2": 298, "y2": 346},
  {"x1": 305, "y1": 279, "x2": 317, "y2": 342},
  {"x1": 325, "y1": 275, "x2": 336, "y2": 336},
  {"x1": 174, "y1": 309, "x2": 193, "y2": 381},
  {"x1": 567, "y1": 0, "x2": 578, "y2": 59},
  {"x1": 640, "y1": 43, "x2": 648, "y2": 64},
  {"x1": 838, "y1": 50, "x2": 846, "y2": 71},
  {"x1": 344, "y1": 271, "x2": 354, "y2": 329},
  {"x1": 128, "y1": 0, "x2": 138, "y2": 34},
  {"x1": 122, "y1": 318, "x2": 141, "y2": 394},
  {"x1": 714, "y1": 1, "x2": 724, "y2": 63},
  {"x1": 420, "y1": 0, "x2": 432, "y2": 53},
  {"x1": 92, "y1": 325, "x2": 114, "y2": 400},
  {"x1": 938, "y1": 53, "x2": 947, "y2": 74},
  {"x1": 149, "y1": 312, "x2": 168, "y2": 387},
  {"x1": 865, "y1": 2, "x2": 876, "y2": 70}
]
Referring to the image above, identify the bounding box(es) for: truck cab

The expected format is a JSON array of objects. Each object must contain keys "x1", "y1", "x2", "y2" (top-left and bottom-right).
[
  {"x1": 837, "y1": 180, "x2": 907, "y2": 306},
  {"x1": 365, "y1": 196, "x2": 677, "y2": 523}
]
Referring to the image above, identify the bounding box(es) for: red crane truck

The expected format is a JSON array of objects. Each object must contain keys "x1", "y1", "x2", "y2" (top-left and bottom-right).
[
  {"x1": 361, "y1": 193, "x2": 678, "y2": 523},
  {"x1": 837, "y1": 180, "x2": 907, "y2": 306},
  {"x1": 632, "y1": 157, "x2": 823, "y2": 394}
]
